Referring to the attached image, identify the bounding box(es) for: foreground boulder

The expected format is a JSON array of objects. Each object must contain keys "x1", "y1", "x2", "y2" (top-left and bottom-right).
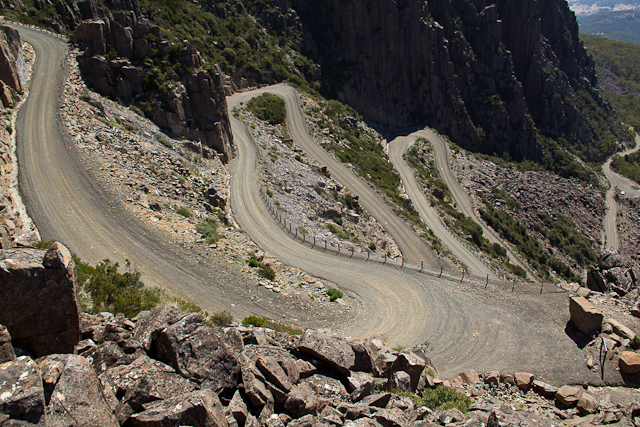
[
  {"x1": 0, "y1": 356, "x2": 46, "y2": 426},
  {"x1": 39, "y1": 354, "x2": 119, "y2": 427},
  {"x1": 0, "y1": 324, "x2": 15, "y2": 363},
  {"x1": 127, "y1": 389, "x2": 227, "y2": 427},
  {"x1": 619, "y1": 351, "x2": 640, "y2": 375},
  {"x1": 153, "y1": 313, "x2": 240, "y2": 392},
  {"x1": 569, "y1": 296, "x2": 603, "y2": 336},
  {"x1": 0, "y1": 244, "x2": 80, "y2": 356},
  {"x1": 296, "y1": 329, "x2": 355, "y2": 373}
]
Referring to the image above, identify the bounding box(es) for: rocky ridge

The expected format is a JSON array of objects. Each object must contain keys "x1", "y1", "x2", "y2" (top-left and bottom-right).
[
  {"x1": 2, "y1": 260, "x2": 640, "y2": 427},
  {"x1": 71, "y1": 5, "x2": 234, "y2": 156}
]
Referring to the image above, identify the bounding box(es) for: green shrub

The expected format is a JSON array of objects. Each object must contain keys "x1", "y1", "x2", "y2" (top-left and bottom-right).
[
  {"x1": 176, "y1": 206, "x2": 193, "y2": 218},
  {"x1": 196, "y1": 216, "x2": 219, "y2": 243},
  {"x1": 630, "y1": 335, "x2": 640, "y2": 350},
  {"x1": 75, "y1": 257, "x2": 161, "y2": 318},
  {"x1": 326, "y1": 288, "x2": 343, "y2": 301},
  {"x1": 32, "y1": 240, "x2": 55, "y2": 249},
  {"x1": 159, "y1": 136, "x2": 173, "y2": 148},
  {"x1": 420, "y1": 385, "x2": 472, "y2": 413},
  {"x1": 369, "y1": 242, "x2": 377, "y2": 251},
  {"x1": 248, "y1": 258, "x2": 260, "y2": 268},
  {"x1": 259, "y1": 265, "x2": 276, "y2": 281},
  {"x1": 5, "y1": 124, "x2": 12, "y2": 134},
  {"x1": 326, "y1": 223, "x2": 350, "y2": 239},
  {"x1": 247, "y1": 93, "x2": 286, "y2": 125}
]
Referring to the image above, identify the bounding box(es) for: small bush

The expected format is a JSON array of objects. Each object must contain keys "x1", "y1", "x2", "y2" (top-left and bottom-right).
[
  {"x1": 420, "y1": 385, "x2": 472, "y2": 413},
  {"x1": 5, "y1": 124, "x2": 12, "y2": 134},
  {"x1": 159, "y1": 136, "x2": 173, "y2": 148},
  {"x1": 176, "y1": 206, "x2": 193, "y2": 218},
  {"x1": 248, "y1": 258, "x2": 260, "y2": 268},
  {"x1": 631, "y1": 335, "x2": 640, "y2": 350},
  {"x1": 210, "y1": 310, "x2": 234, "y2": 327},
  {"x1": 247, "y1": 93, "x2": 286, "y2": 125},
  {"x1": 32, "y1": 240, "x2": 55, "y2": 249},
  {"x1": 326, "y1": 288, "x2": 344, "y2": 301},
  {"x1": 369, "y1": 242, "x2": 377, "y2": 251},
  {"x1": 196, "y1": 216, "x2": 219, "y2": 243},
  {"x1": 259, "y1": 265, "x2": 276, "y2": 281}
]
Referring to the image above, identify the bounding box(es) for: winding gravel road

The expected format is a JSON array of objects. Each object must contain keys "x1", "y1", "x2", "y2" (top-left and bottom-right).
[
  {"x1": 228, "y1": 86, "x2": 610, "y2": 384},
  {"x1": 389, "y1": 133, "x2": 494, "y2": 277},
  {"x1": 603, "y1": 135, "x2": 640, "y2": 250},
  {"x1": 14, "y1": 28, "x2": 608, "y2": 383}
]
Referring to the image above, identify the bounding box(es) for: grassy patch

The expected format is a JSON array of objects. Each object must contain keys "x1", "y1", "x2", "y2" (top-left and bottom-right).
[
  {"x1": 247, "y1": 93, "x2": 286, "y2": 125},
  {"x1": 176, "y1": 206, "x2": 193, "y2": 218},
  {"x1": 326, "y1": 222, "x2": 350, "y2": 239},
  {"x1": 247, "y1": 252, "x2": 277, "y2": 281}
]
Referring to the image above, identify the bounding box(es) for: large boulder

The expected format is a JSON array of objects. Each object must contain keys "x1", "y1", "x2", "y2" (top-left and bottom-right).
[
  {"x1": 586, "y1": 268, "x2": 607, "y2": 293},
  {"x1": 153, "y1": 313, "x2": 240, "y2": 392},
  {"x1": 600, "y1": 248, "x2": 623, "y2": 270},
  {"x1": 556, "y1": 385, "x2": 583, "y2": 408},
  {"x1": 39, "y1": 354, "x2": 119, "y2": 427},
  {"x1": 284, "y1": 383, "x2": 319, "y2": 418},
  {"x1": 127, "y1": 389, "x2": 227, "y2": 427},
  {"x1": 132, "y1": 304, "x2": 187, "y2": 352},
  {"x1": 569, "y1": 296, "x2": 603, "y2": 336},
  {"x1": 0, "y1": 245, "x2": 80, "y2": 357},
  {"x1": 0, "y1": 356, "x2": 46, "y2": 426},
  {"x1": 619, "y1": 351, "x2": 640, "y2": 375},
  {"x1": 296, "y1": 330, "x2": 355, "y2": 373}
]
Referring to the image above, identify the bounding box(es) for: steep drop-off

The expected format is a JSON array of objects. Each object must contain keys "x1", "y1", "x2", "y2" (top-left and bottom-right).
[{"x1": 292, "y1": 0, "x2": 625, "y2": 162}]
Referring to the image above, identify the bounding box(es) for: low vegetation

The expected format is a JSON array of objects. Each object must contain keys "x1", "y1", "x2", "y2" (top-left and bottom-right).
[
  {"x1": 326, "y1": 288, "x2": 344, "y2": 301},
  {"x1": 247, "y1": 252, "x2": 276, "y2": 281},
  {"x1": 195, "y1": 215, "x2": 220, "y2": 243},
  {"x1": 247, "y1": 93, "x2": 286, "y2": 125},
  {"x1": 242, "y1": 315, "x2": 302, "y2": 335},
  {"x1": 393, "y1": 386, "x2": 472, "y2": 413},
  {"x1": 73, "y1": 255, "x2": 232, "y2": 326}
]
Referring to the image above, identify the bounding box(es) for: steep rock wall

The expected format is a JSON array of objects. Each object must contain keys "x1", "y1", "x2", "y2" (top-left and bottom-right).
[{"x1": 292, "y1": 0, "x2": 615, "y2": 161}]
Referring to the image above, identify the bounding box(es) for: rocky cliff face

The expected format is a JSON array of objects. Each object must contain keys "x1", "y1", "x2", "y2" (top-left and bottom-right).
[
  {"x1": 71, "y1": 7, "x2": 233, "y2": 156},
  {"x1": 291, "y1": 0, "x2": 619, "y2": 162}
]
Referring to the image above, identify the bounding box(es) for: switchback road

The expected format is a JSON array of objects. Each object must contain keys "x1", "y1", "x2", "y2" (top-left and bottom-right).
[{"x1": 15, "y1": 28, "x2": 607, "y2": 383}]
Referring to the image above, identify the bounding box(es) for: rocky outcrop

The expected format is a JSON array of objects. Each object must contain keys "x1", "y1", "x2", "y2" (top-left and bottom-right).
[
  {"x1": 72, "y1": 11, "x2": 233, "y2": 157},
  {"x1": 0, "y1": 243, "x2": 80, "y2": 357},
  {"x1": 291, "y1": 0, "x2": 623, "y2": 162}
]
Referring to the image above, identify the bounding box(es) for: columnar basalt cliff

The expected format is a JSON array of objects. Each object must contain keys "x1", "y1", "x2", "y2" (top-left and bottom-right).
[
  {"x1": 291, "y1": 0, "x2": 619, "y2": 161},
  {"x1": 71, "y1": 5, "x2": 233, "y2": 156}
]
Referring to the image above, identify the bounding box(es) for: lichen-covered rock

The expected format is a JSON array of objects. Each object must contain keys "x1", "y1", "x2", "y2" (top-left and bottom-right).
[
  {"x1": 39, "y1": 354, "x2": 119, "y2": 427},
  {"x1": 132, "y1": 304, "x2": 186, "y2": 352},
  {"x1": 127, "y1": 389, "x2": 227, "y2": 427},
  {"x1": 0, "y1": 356, "x2": 46, "y2": 426},
  {"x1": 296, "y1": 329, "x2": 355, "y2": 373},
  {"x1": 153, "y1": 312, "x2": 240, "y2": 392}
]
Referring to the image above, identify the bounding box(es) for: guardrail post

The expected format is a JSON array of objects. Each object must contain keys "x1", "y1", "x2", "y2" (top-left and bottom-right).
[
  {"x1": 289, "y1": 223, "x2": 291, "y2": 233},
  {"x1": 439, "y1": 266, "x2": 443, "y2": 278},
  {"x1": 337, "y1": 246, "x2": 340, "y2": 255},
  {"x1": 312, "y1": 236, "x2": 316, "y2": 248},
  {"x1": 540, "y1": 278, "x2": 544, "y2": 295},
  {"x1": 401, "y1": 258, "x2": 404, "y2": 268},
  {"x1": 350, "y1": 247, "x2": 354, "y2": 259},
  {"x1": 512, "y1": 277, "x2": 515, "y2": 293},
  {"x1": 420, "y1": 261, "x2": 423, "y2": 272},
  {"x1": 294, "y1": 228, "x2": 297, "y2": 238},
  {"x1": 366, "y1": 251, "x2": 370, "y2": 261},
  {"x1": 460, "y1": 270, "x2": 465, "y2": 283},
  {"x1": 324, "y1": 240, "x2": 327, "y2": 251},
  {"x1": 384, "y1": 254, "x2": 387, "y2": 264},
  {"x1": 302, "y1": 233, "x2": 305, "y2": 243},
  {"x1": 485, "y1": 274, "x2": 489, "y2": 290}
]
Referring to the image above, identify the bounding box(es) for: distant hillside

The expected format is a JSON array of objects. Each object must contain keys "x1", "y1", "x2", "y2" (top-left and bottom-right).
[
  {"x1": 569, "y1": 0, "x2": 640, "y2": 15},
  {"x1": 581, "y1": 33, "x2": 640, "y2": 131},
  {"x1": 578, "y1": 10, "x2": 640, "y2": 44}
]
